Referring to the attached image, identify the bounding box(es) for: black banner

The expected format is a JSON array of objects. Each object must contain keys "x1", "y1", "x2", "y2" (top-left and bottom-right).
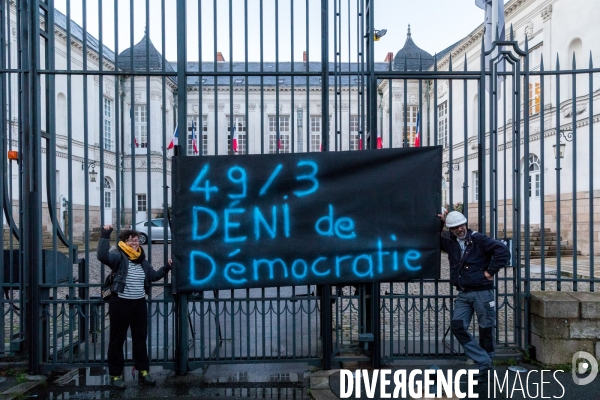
[{"x1": 172, "y1": 147, "x2": 442, "y2": 291}]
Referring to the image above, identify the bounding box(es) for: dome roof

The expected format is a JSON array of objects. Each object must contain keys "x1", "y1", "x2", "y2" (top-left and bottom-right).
[
  {"x1": 393, "y1": 25, "x2": 434, "y2": 71},
  {"x1": 118, "y1": 33, "x2": 175, "y2": 74}
]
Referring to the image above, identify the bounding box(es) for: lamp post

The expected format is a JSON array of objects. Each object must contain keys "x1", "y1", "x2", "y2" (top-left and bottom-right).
[
  {"x1": 445, "y1": 161, "x2": 460, "y2": 181},
  {"x1": 553, "y1": 129, "x2": 572, "y2": 159},
  {"x1": 82, "y1": 161, "x2": 98, "y2": 182},
  {"x1": 373, "y1": 29, "x2": 387, "y2": 41}
]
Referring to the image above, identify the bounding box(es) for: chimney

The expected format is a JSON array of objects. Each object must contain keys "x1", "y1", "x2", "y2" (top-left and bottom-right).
[
  {"x1": 216, "y1": 52, "x2": 225, "y2": 62},
  {"x1": 384, "y1": 52, "x2": 394, "y2": 63},
  {"x1": 303, "y1": 51, "x2": 307, "y2": 63}
]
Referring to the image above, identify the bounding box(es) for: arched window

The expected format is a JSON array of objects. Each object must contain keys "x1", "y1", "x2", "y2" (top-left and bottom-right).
[
  {"x1": 104, "y1": 178, "x2": 112, "y2": 208},
  {"x1": 528, "y1": 155, "x2": 541, "y2": 198}
]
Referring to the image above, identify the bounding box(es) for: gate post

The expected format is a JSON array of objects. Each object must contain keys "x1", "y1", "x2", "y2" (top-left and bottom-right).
[
  {"x1": 175, "y1": 0, "x2": 189, "y2": 375},
  {"x1": 21, "y1": 0, "x2": 43, "y2": 374}
]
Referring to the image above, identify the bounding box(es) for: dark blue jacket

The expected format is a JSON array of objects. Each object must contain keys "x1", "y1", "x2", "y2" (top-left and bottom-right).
[{"x1": 440, "y1": 229, "x2": 510, "y2": 291}]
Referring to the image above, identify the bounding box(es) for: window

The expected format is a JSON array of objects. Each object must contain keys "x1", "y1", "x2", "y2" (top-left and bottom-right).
[
  {"x1": 103, "y1": 98, "x2": 113, "y2": 150},
  {"x1": 528, "y1": 45, "x2": 542, "y2": 115},
  {"x1": 473, "y1": 171, "x2": 479, "y2": 201},
  {"x1": 350, "y1": 115, "x2": 359, "y2": 150},
  {"x1": 403, "y1": 106, "x2": 419, "y2": 147},
  {"x1": 228, "y1": 116, "x2": 247, "y2": 154},
  {"x1": 134, "y1": 105, "x2": 147, "y2": 148},
  {"x1": 104, "y1": 178, "x2": 112, "y2": 208},
  {"x1": 528, "y1": 155, "x2": 541, "y2": 198},
  {"x1": 310, "y1": 116, "x2": 321, "y2": 152},
  {"x1": 187, "y1": 117, "x2": 199, "y2": 155},
  {"x1": 438, "y1": 102, "x2": 448, "y2": 148},
  {"x1": 202, "y1": 134, "x2": 209, "y2": 156},
  {"x1": 528, "y1": 78, "x2": 541, "y2": 115},
  {"x1": 268, "y1": 116, "x2": 290, "y2": 154},
  {"x1": 137, "y1": 194, "x2": 147, "y2": 212},
  {"x1": 202, "y1": 115, "x2": 208, "y2": 156}
]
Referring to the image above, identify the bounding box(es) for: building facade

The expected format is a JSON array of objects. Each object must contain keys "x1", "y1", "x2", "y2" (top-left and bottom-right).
[{"x1": 3, "y1": 0, "x2": 599, "y2": 255}]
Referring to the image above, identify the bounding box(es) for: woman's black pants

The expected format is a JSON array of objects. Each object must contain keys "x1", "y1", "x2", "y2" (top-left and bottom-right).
[{"x1": 107, "y1": 297, "x2": 149, "y2": 376}]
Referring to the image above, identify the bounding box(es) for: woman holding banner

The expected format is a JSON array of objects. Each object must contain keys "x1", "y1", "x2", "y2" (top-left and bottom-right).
[{"x1": 97, "y1": 225, "x2": 172, "y2": 389}]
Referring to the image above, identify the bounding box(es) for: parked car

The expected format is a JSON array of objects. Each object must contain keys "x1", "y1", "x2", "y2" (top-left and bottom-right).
[{"x1": 135, "y1": 219, "x2": 171, "y2": 244}]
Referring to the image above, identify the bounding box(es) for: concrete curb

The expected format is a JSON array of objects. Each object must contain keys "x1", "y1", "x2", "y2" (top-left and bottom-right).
[{"x1": 1, "y1": 375, "x2": 46, "y2": 400}]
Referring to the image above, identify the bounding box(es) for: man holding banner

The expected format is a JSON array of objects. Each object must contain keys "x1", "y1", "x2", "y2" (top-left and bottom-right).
[{"x1": 438, "y1": 211, "x2": 510, "y2": 379}]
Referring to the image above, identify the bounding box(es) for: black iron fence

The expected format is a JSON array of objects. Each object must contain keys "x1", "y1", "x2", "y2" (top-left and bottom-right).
[{"x1": 0, "y1": 0, "x2": 599, "y2": 373}]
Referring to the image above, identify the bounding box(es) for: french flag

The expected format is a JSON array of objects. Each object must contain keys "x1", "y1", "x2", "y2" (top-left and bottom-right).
[
  {"x1": 167, "y1": 125, "x2": 178, "y2": 150},
  {"x1": 191, "y1": 121, "x2": 199, "y2": 154},
  {"x1": 414, "y1": 112, "x2": 421, "y2": 147},
  {"x1": 232, "y1": 125, "x2": 238, "y2": 153}
]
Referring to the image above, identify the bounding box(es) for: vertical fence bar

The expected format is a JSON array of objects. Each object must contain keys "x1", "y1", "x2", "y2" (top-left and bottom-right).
[
  {"x1": 320, "y1": 0, "x2": 332, "y2": 370},
  {"x1": 571, "y1": 53, "x2": 577, "y2": 290},
  {"x1": 478, "y1": 38, "x2": 486, "y2": 233},
  {"x1": 176, "y1": 0, "x2": 189, "y2": 374},
  {"x1": 588, "y1": 53, "x2": 594, "y2": 291},
  {"x1": 539, "y1": 56, "x2": 546, "y2": 291},
  {"x1": 22, "y1": 0, "x2": 44, "y2": 374},
  {"x1": 522, "y1": 37, "x2": 531, "y2": 351},
  {"x1": 555, "y1": 56, "x2": 562, "y2": 290}
]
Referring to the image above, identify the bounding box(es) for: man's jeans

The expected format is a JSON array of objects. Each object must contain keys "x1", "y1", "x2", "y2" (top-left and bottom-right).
[{"x1": 451, "y1": 289, "x2": 495, "y2": 372}]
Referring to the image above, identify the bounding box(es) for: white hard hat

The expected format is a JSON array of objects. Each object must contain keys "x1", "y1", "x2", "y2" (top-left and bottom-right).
[{"x1": 445, "y1": 211, "x2": 467, "y2": 228}]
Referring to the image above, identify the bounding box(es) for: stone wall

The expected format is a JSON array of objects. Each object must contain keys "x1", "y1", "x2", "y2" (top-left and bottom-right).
[
  {"x1": 530, "y1": 291, "x2": 600, "y2": 365},
  {"x1": 542, "y1": 190, "x2": 600, "y2": 256},
  {"x1": 463, "y1": 189, "x2": 600, "y2": 256}
]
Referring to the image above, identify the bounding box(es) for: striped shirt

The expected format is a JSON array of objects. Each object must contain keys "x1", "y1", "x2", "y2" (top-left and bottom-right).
[{"x1": 118, "y1": 261, "x2": 146, "y2": 299}]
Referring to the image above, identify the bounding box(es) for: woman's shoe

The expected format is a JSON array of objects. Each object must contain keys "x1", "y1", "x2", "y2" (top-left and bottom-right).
[
  {"x1": 110, "y1": 375, "x2": 126, "y2": 390},
  {"x1": 138, "y1": 370, "x2": 156, "y2": 386}
]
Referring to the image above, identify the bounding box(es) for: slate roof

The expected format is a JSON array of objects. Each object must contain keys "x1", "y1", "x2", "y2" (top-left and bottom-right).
[
  {"x1": 436, "y1": 40, "x2": 461, "y2": 62},
  {"x1": 171, "y1": 61, "x2": 391, "y2": 87},
  {"x1": 118, "y1": 35, "x2": 176, "y2": 74},
  {"x1": 54, "y1": 9, "x2": 115, "y2": 63},
  {"x1": 393, "y1": 25, "x2": 435, "y2": 71}
]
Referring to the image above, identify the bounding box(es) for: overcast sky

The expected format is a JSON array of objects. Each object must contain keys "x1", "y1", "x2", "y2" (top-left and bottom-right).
[{"x1": 54, "y1": 0, "x2": 490, "y2": 63}]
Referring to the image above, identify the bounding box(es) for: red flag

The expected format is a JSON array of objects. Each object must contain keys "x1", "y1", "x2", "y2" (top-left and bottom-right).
[
  {"x1": 414, "y1": 112, "x2": 421, "y2": 147},
  {"x1": 191, "y1": 121, "x2": 198, "y2": 154},
  {"x1": 134, "y1": 137, "x2": 139, "y2": 148},
  {"x1": 377, "y1": 133, "x2": 383, "y2": 149},
  {"x1": 232, "y1": 125, "x2": 238, "y2": 153},
  {"x1": 167, "y1": 125, "x2": 178, "y2": 150}
]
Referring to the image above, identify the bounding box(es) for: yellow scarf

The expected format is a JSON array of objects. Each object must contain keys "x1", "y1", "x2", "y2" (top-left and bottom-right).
[{"x1": 118, "y1": 241, "x2": 142, "y2": 261}]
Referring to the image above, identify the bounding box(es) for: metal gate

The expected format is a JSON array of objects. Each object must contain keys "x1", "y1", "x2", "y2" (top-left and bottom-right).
[{"x1": 1, "y1": 0, "x2": 599, "y2": 373}]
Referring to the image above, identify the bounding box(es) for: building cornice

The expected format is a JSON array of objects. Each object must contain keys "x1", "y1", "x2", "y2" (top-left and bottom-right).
[{"x1": 436, "y1": 0, "x2": 551, "y2": 70}]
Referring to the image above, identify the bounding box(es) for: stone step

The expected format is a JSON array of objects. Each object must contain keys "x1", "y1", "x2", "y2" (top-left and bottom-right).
[
  {"x1": 527, "y1": 245, "x2": 574, "y2": 252},
  {"x1": 520, "y1": 239, "x2": 562, "y2": 245},
  {"x1": 529, "y1": 250, "x2": 579, "y2": 257}
]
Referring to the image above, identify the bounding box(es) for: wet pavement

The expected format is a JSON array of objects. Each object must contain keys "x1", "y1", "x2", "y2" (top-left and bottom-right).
[
  {"x1": 27, "y1": 363, "x2": 312, "y2": 399},
  {"x1": 6, "y1": 359, "x2": 600, "y2": 399},
  {"x1": 320, "y1": 361, "x2": 600, "y2": 399}
]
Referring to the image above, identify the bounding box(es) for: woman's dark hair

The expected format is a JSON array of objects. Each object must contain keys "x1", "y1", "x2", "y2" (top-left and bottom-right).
[{"x1": 118, "y1": 230, "x2": 139, "y2": 242}]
